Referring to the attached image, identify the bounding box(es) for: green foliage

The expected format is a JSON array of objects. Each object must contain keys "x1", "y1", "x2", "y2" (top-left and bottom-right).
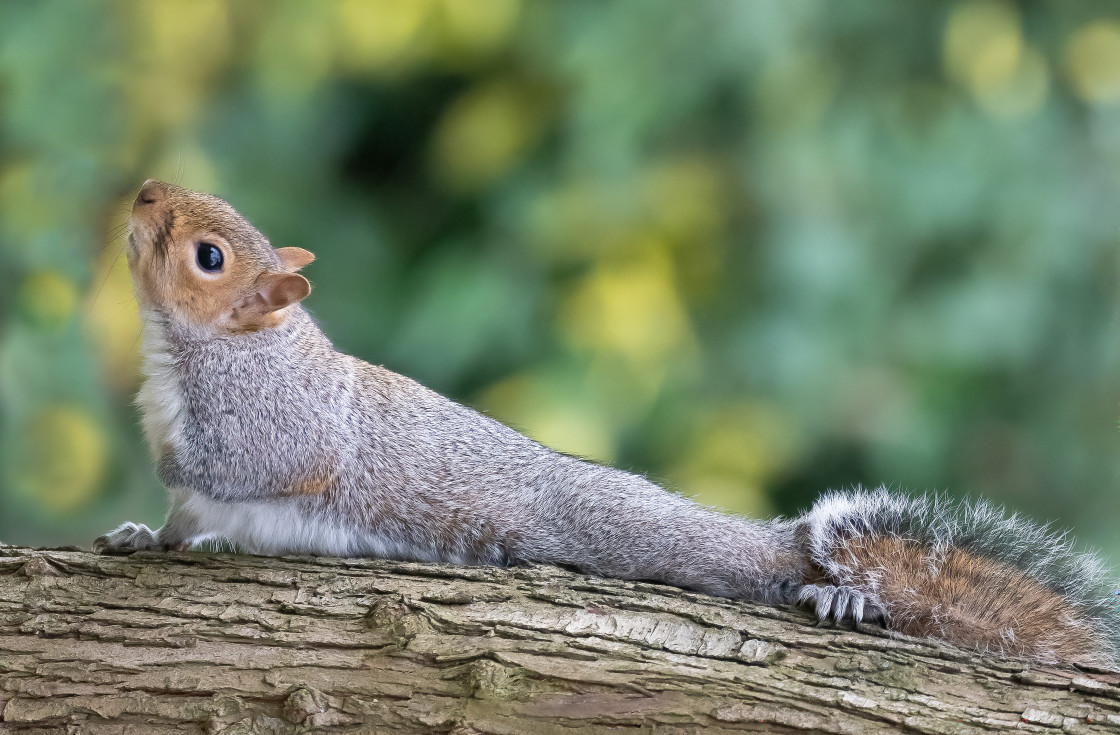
[{"x1": 1, "y1": 1, "x2": 1117, "y2": 558}]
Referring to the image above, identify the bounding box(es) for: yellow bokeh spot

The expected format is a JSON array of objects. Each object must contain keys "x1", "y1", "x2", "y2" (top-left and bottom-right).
[
  {"x1": 560, "y1": 244, "x2": 696, "y2": 394},
  {"x1": 19, "y1": 271, "x2": 78, "y2": 331},
  {"x1": 0, "y1": 163, "x2": 54, "y2": 244},
  {"x1": 668, "y1": 403, "x2": 800, "y2": 516},
  {"x1": 968, "y1": 25, "x2": 1021, "y2": 91},
  {"x1": 1066, "y1": 22, "x2": 1120, "y2": 104},
  {"x1": 431, "y1": 79, "x2": 546, "y2": 191},
  {"x1": 129, "y1": 0, "x2": 232, "y2": 125},
  {"x1": 944, "y1": 2, "x2": 1021, "y2": 85},
  {"x1": 643, "y1": 157, "x2": 726, "y2": 245},
  {"x1": 978, "y1": 46, "x2": 1049, "y2": 120},
  {"x1": 943, "y1": 1, "x2": 1046, "y2": 119},
  {"x1": 255, "y1": 7, "x2": 337, "y2": 96},
  {"x1": 13, "y1": 406, "x2": 108, "y2": 513},
  {"x1": 86, "y1": 219, "x2": 143, "y2": 392},
  {"x1": 526, "y1": 179, "x2": 628, "y2": 262},
  {"x1": 335, "y1": 0, "x2": 432, "y2": 74},
  {"x1": 479, "y1": 372, "x2": 616, "y2": 462},
  {"x1": 528, "y1": 158, "x2": 727, "y2": 281},
  {"x1": 135, "y1": 0, "x2": 231, "y2": 64},
  {"x1": 681, "y1": 476, "x2": 767, "y2": 518},
  {"x1": 524, "y1": 405, "x2": 614, "y2": 464},
  {"x1": 433, "y1": 0, "x2": 520, "y2": 63}
]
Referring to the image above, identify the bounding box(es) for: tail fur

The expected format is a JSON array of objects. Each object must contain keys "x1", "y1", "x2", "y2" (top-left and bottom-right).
[{"x1": 803, "y1": 487, "x2": 1120, "y2": 668}]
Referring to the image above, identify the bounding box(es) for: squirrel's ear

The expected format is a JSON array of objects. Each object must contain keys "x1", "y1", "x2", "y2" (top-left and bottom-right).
[
  {"x1": 226, "y1": 272, "x2": 311, "y2": 330},
  {"x1": 258, "y1": 272, "x2": 311, "y2": 311},
  {"x1": 276, "y1": 247, "x2": 315, "y2": 272}
]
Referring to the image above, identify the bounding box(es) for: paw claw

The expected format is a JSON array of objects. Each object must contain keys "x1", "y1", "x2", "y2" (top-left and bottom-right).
[
  {"x1": 93, "y1": 522, "x2": 159, "y2": 554},
  {"x1": 797, "y1": 584, "x2": 887, "y2": 627}
]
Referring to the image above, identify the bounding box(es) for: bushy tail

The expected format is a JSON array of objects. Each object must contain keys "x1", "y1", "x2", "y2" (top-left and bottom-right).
[{"x1": 803, "y1": 487, "x2": 1120, "y2": 668}]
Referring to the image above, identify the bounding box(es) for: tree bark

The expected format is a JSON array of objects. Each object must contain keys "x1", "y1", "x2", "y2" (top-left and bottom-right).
[{"x1": 1, "y1": 544, "x2": 1119, "y2": 734}]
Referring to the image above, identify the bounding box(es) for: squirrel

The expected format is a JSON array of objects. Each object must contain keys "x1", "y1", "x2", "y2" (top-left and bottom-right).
[{"x1": 94, "y1": 180, "x2": 1120, "y2": 669}]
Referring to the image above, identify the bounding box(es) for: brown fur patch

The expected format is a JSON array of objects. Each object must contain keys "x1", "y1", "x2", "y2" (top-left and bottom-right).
[
  {"x1": 287, "y1": 476, "x2": 332, "y2": 496},
  {"x1": 837, "y1": 535, "x2": 1107, "y2": 665}
]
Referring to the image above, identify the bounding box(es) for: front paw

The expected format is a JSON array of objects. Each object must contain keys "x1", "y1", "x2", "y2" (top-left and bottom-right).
[
  {"x1": 797, "y1": 584, "x2": 888, "y2": 627},
  {"x1": 93, "y1": 522, "x2": 160, "y2": 554}
]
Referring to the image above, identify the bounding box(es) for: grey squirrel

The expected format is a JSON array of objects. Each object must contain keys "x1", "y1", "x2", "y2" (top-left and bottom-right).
[{"x1": 94, "y1": 180, "x2": 1120, "y2": 668}]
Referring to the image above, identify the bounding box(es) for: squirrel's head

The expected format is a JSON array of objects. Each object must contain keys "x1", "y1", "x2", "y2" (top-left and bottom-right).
[{"x1": 127, "y1": 179, "x2": 315, "y2": 333}]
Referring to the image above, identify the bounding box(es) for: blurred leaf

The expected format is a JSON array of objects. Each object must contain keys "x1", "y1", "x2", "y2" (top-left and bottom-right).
[
  {"x1": 12, "y1": 405, "x2": 108, "y2": 513},
  {"x1": 335, "y1": 0, "x2": 431, "y2": 75},
  {"x1": 430, "y1": 78, "x2": 548, "y2": 191},
  {"x1": 1066, "y1": 21, "x2": 1120, "y2": 105},
  {"x1": 18, "y1": 271, "x2": 78, "y2": 331},
  {"x1": 85, "y1": 232, "x2": 142, "y2": 392}
]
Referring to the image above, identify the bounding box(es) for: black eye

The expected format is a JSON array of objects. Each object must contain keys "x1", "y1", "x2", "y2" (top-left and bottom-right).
[{"x1": 197, "y1": 242, "x2": 224, "y2": 272}]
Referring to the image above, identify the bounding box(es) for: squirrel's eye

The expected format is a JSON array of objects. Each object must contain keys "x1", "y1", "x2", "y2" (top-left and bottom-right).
[{"x1": 197, "y1": 242, "x2": 224, "y2": 272}]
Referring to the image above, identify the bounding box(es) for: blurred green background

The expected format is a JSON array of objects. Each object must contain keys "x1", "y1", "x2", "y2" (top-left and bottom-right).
[{"x1": 1, "y1": 1, "x2": 1118, "y2": 561}]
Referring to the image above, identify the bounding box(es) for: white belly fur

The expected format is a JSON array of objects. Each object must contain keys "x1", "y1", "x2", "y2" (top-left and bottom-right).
[
  {"x1": 180, "y1": 491, "x2": 453, "y2": 562},
  {"x1": 136, "y1": 314, "x2": 187, "y2": 461}
]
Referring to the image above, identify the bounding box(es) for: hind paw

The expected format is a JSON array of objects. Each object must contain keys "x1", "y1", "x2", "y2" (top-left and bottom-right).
[{"x1": 797, "y1": 584, "x2": 887, "y2": 627}]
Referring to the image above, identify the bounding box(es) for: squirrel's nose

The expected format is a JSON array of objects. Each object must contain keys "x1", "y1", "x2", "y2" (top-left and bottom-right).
[{"x1": 135, "y1": 179, "x2": 167, "y2": 207}]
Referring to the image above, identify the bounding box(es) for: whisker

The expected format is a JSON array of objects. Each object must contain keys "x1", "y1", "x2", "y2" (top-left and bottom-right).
[
  {"x1": 89, "y1": 247, "x2": 126, "y2": 309},
  {"x1": 101, "y1": 223, "x2": 129, "y2": 250}
]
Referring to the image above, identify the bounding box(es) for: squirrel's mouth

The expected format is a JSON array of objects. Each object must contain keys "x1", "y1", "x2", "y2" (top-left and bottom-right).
[
  {"x1": 128, "y1": 207, "x2": 175, "y2": 263},
  {"x1": 130, "y1": 179, "x2": 177, "y2": 261},
  {"x1": 125, "y1": 217, "x2": 172, "y2": 311}
]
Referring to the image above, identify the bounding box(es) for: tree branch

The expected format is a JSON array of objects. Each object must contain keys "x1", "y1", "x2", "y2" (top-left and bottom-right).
[{"x1": 1, "y1": 544, "x2": 1118, "y2": 733}]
